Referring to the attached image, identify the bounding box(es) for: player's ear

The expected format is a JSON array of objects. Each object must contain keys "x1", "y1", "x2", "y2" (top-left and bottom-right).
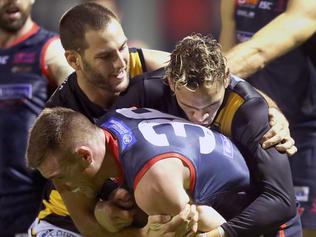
[
  {"x1": 223, "y1": 67, "x2": 230, "y2": 89},
  {"x1": 75, "y1": 146, "x2": 93, "y2": 168},
  {"x1": 65, "y1": 50, "x2": 81, "y2": 71},
  {"x1": 167, "y1": 76, "x2": 175, "y2": 93}
]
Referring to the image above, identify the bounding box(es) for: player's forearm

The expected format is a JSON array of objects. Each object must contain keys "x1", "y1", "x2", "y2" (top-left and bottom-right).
[
  {"x1": 142, "y1": 48, "x2": 170, "y2": 71},
  {"x1": 227, "y1": 148, "x2": 296, "y2": 236},
  {"x1": 227, "y1": 100, "x2": 296, "y2": 236},
  {"x1": 225, "y1": 12, "x2": 315, "y2": 79}
]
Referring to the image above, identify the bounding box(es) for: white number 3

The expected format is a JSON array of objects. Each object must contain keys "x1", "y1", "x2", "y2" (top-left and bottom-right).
[{"x1": 117, "y1": 108, "x2": 216, "y2": 154}]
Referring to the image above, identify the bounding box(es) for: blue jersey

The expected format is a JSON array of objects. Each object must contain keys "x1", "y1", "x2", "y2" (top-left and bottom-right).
[
  {"x1": 98, "y1": 108, "x2": 250, "y2": 209},
  {"x1": 0, "y1": 24, "x2": 56, "y2": 196}
]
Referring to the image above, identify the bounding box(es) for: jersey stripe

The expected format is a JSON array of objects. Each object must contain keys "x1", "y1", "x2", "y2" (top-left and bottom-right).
[
  {"x1": 134, "y1": 152, "x2": 196, "y2": 194},
  {"x1": 214, "y1": 92, "x2": 244, "y2": 137},
  {"x1": 6, "y1": 23, "x2": 40, "y2": 48},
  {"x1": 129, "y1": 50, "x2": 143, "y2": 78}
]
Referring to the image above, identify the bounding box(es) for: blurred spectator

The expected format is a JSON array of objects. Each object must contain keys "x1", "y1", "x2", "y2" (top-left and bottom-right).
[
  {"x1": 161, "y1": 0, "x2": 220, "y2": 50},
  {"x1": 0, "y1": 0, "x2": 72, "y2": 236},
  {"x1": 32, "y1": 0, "x2": 80, "y2": 32}
]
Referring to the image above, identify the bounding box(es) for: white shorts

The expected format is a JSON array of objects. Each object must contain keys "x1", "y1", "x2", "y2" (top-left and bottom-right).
[{"x1": 28, "y1": 218, "x2": 82, "y2": 237}]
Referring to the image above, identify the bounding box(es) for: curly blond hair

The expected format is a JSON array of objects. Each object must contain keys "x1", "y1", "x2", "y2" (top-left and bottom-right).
[{"x1": 166, "y1": 33, "x2": 229, "y2": 91}]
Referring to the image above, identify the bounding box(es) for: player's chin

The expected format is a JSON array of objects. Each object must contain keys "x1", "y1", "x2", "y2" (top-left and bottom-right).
[{"x1": 112, "y1": 78, "x2": 130, "y2": 93}]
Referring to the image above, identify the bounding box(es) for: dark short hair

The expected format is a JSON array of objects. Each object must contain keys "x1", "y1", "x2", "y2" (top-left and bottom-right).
[
  {"x1": 26, "y1": 107, "x2": 97, "y2": 168},
  {"x1": 59, "y1": 2, "x2": 118, "y2": 51},
  {"x1": 166, "y1": 33, "x2": 229, "y2": 91}
]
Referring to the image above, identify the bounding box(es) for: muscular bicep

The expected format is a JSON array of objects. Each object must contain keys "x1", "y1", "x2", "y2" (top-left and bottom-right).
[{"x1": 134, "y1": 158, "x2": 190, "y2": 217}]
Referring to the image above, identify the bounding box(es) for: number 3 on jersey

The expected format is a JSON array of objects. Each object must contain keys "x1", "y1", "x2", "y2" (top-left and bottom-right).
[{"x1": 117, "y1": 108, "x2": 216, "y2": 154}]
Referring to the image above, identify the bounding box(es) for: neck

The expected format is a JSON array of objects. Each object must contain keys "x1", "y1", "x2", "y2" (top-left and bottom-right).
[
  {"x1": 76, "y1": 72, "x2": 119, "y2": 109},
  {"x1": 93, "y1": 130, "x2": 121, "y2": 191},
  {"x1": 0, "y1": 17, "x2": 34, "y2": 48}
]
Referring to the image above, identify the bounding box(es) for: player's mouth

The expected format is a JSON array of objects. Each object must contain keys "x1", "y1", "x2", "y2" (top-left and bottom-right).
[
  {"x1": 111, "y1": 70, "x2": 126, "y2": 81},
  {"x1": 4, "y1": 6, "x2": 21, "y2": 20}
]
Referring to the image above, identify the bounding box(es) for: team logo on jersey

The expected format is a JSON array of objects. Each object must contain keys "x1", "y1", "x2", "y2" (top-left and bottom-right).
[
  {"x1": 101, "y1": 118, "x2": 136, "y2": 151},
  {"x1": 236, "y1": 9, "x2": 256, "y2": 18},
  {"x1": 0, "y1": 55, "x2": 9, "y2": 64},
  {"x1": 13, "y1": 52, "x2": 35, "y2": 64},
  {"x1": 0, "y1": 83, "x2": 32, "y2": 100},
  {"x1": 237, "y1": 0, "x2": 259, "y2": 8},
  {"x1": 258, "y1": 0, "x2": 274, "y2": 10},
  {"x1": 11, "y1": 65, "x2": 33, "y2": 73}
]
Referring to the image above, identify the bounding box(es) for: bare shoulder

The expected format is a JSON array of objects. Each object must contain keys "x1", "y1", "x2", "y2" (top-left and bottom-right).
[{"x1": 45, "y1": 38, "x2": 73, "y2": 85}]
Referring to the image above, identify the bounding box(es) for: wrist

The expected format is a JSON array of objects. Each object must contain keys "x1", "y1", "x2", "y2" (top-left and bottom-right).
[{"x1": 217, "y1": 226, "x2": 226, "y2": 237}]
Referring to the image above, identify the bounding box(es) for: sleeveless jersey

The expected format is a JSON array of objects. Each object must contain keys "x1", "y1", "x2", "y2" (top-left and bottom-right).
[
  {"x1": 38, "y1": 48, "x2": 147, "y2": 232},
  {"x1": 98, "y1": 108, "x2": 250, "y2": 208},
  {"x1": 0, "y1": 24, "x2": 56, "y2": 196}
]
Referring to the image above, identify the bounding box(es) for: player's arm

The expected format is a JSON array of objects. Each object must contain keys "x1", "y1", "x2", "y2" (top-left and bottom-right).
[
  {"x1": 44, "y1": 38, "x2": 74, "y2": 85},
  {"x1": 221, "y1": 98, "x2": 296, "y2": 237},
  {"x1": 223, "y1": 0, "x2": 316, "y2": 78},
  {"x1": 255, "y1": 89, "x2": 296, "y2": 155},
  {"x1": 54, "y1": 181, "x2": 144, "y2": 237},
  {"x1": 134, "y1": 158, "x2": 226, "y2": 233},
  {"x1": 142, "y1": 48, "x2": 170, "y2": 71},
  {"x1": 219, "y1": 0, "x2": 237, "y2": 51},
  {"x1": 55, "y1": 180, "x2": 197, "y2": 237}
]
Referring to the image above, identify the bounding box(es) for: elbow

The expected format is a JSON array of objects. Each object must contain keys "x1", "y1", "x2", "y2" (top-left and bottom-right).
[
  {"x1": 277, "y1": 193, "x2": 297, "y2": 224},
  {"x1": 285, "y1": 197, "x2": 297, "y2": 220},
  {"x1": 166, "y1": 195, "x2": 189, "y2": 217}
]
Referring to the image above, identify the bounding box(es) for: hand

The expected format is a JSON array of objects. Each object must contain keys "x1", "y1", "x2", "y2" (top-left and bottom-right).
[
  {"x1": 94, "y1": 188, "x2": 136, "y2": 233},
  {"x1": 261, "y1": 107, "x2": 297, "y2": 156},
  {"x1": 143, "y1": 204, "x2": 198, "y2": 237},
  {"x1": 94, "y1": 199, "x2": 136, "y2": 232},
  {"x1": 109, "y1": 187, "x2": 135, "y2": 209}
]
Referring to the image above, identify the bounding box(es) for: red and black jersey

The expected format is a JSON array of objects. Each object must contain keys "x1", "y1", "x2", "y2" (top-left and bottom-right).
[
  {"x1": 98, "y1": 107, "x2": 250, "y2": 220},
  {"x1": 0, "y1": 23, "x2": 58, "y2": 233}
]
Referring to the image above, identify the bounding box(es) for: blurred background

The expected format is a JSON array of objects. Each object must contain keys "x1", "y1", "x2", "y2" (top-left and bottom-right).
[{"x1": 32, "y1": 0, "x2": 221, "y2": 51}]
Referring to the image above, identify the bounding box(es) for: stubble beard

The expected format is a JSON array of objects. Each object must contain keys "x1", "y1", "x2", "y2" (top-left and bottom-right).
[{"x1": 0, "y1": 5, "x2": 31, "y2": 33}]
